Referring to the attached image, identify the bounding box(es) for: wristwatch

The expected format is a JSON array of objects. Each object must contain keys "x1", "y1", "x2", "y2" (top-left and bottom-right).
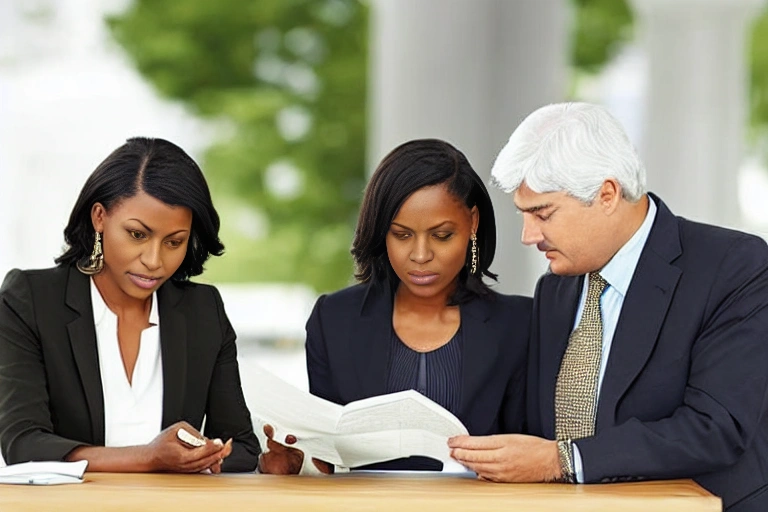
[{"x1": 556, "y1": 439, "x2": 575, "y2": 483}]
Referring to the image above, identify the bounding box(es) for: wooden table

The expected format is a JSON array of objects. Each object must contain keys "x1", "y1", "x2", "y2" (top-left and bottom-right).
[{"x1": 0, "y1": 472, "x2": 721, "y2": 511}]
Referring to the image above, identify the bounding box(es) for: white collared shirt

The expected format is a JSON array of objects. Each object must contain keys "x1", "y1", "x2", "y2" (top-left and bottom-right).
[{"x1": 91, "y1": 278, "x2": 164, "y2": 447}]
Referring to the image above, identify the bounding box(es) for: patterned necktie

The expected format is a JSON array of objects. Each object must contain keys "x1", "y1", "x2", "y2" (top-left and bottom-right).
[{"x1": 555, "y1": 272, "x2": 608, "y2": 441}]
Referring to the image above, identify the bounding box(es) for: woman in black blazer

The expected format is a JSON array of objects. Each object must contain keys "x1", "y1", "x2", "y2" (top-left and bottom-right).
[
  {"x1": 306, "y1": 139, "x2": 532, "y2": 470},
  {"x1": 0, "y1": 138, "x2": 290, "y2": 474}
]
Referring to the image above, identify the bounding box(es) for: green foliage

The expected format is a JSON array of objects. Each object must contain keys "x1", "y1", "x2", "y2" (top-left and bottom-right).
[
  {"x1": 108, "y1": 0, "x2": 368, "y2": 292},
  {"x1": 750, "y1": 10, "x2": 768, "y2": 149},
  {"x1": 571, "y1": 0, "x2": 634, "y2": 74}
]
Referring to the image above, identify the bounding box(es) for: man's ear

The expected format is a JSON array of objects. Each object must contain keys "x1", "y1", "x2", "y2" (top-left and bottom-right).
[{"x1": 598, "y1": 179, "x2": 621, "y2": 215}]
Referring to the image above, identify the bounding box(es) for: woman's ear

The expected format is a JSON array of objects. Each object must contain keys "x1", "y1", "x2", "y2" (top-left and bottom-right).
[
  {"x1": 91, "y1": 203, "x2": 106, "y2": 232},
  {"x1": 470, "y1": 205, "x2": 480, "y2": 234}
]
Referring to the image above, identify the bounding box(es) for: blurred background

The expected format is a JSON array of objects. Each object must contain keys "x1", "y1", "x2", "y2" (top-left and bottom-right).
[{"x1": 3, "y1": 0, "x2": 768, "y2": 407}]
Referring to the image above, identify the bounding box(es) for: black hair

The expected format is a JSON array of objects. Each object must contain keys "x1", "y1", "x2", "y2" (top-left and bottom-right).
[
  {"x1": 352, "y1": 138, "x2": 497, "y2": 304},
  {"x1": 55, "y1": 137, "x2": 224, "y2": 281}
]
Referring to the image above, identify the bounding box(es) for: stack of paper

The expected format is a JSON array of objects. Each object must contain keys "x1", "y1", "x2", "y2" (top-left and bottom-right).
[
  {"x1": 0, "y1": 460, "x2": 88, "y2": 485},
  {"x1": 249, "y1": 365, "x2": 470, "y2": 468}
]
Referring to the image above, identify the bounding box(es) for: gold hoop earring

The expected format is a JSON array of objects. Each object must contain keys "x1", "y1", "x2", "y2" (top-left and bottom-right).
[
  {"x1": 470, "y1": 233, "x2": 478, "y2": 275},
  {"x1": 77, "y1": 231, "x2": 104, "y2": 275}
]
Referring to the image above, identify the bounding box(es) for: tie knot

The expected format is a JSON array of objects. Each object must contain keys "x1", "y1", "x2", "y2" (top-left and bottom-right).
[{"x1": 587, "y1": 272, "x2": 607, "y2": 299}]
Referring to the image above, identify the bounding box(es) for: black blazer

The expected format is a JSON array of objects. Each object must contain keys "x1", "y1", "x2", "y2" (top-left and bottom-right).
[
  {"x1": 306, "y1": 281, "x2": 531, "y2": 468},
  {"x1": 0, "y1": 265, "x2": 260, "y2": 472},
  {"x1": 527, "y1": 195, "x2": 768, "y2": 511}
]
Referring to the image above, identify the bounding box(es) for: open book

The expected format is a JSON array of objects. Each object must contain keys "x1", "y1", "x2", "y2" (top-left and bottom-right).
[
  {"x1": 0, "y1": 460, "x2": 88, "y2": 485},
  {"x1": 249, "y1": 365, "x2": 468, "y2": 469}
]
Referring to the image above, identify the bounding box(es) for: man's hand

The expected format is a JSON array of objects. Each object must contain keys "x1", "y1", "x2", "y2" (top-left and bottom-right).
[
  {"x1": 448, "y1": 434, "x2": 562, "y2": 483},
  {"x1": 258, "y1": 424, "x2": 333, "y2": 475}
]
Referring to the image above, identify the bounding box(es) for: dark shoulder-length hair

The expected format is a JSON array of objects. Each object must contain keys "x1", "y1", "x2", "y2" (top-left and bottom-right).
[
  {"x1": 55, "y1": 137, "x2": 224, "y2": 281},
  {"x1": 352, "y1": 138, "x2": 497, "y2": 305}
]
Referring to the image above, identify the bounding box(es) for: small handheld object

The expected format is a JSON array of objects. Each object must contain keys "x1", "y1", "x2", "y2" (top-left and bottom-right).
[{"x1": 176, "y1": 427, "x2": 206, "y2": 447}]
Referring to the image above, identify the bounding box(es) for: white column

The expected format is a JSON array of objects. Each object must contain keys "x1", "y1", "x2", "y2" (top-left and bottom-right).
[
  {"x1": 0, "y1": 0, "x2": 209, "y2": 277},
  {"x1": 630, "y1": 0, "x2": 765, "y2": 228},
  {"x1": 369, "y1": 0, "x2": 569, "y2": 295}
]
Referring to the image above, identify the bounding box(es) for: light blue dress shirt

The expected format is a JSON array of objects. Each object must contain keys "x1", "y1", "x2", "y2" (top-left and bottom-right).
[{"x1": 571, "y1": 196, "x2": 657, "y2": 482}]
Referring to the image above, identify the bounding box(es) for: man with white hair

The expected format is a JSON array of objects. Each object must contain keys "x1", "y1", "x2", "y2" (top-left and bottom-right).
[{"x1": 448, "y1": 102, "x2": 768, "y2": 511}]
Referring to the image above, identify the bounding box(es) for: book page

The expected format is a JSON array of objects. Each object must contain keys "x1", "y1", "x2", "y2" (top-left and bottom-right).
[
  {"x1": 247, "y1": 365, "x2": 345, "y2": 463},
  {"x1": 332, "y1": 429, "x2": 459, "y2": 467},
  {"x1": 247, "y1": 365, "x2": 469, "y2": 468},
  {"x1": 337, "y1": 390, "x2": 468, "y2": 437}
]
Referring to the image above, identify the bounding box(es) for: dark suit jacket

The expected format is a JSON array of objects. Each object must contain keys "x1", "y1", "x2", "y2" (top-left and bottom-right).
[
  {"x1": 0, "y1": 265, "x2": 260, "y2": 472},
  {"x1": 306, "y1": 281, "x2": 531, "y2": 469},
  {"x1": 527, "y1": 194, "x2": 768, "y2": 511}
]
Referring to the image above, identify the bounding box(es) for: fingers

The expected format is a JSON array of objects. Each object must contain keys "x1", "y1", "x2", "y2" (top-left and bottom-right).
[
  {"x1": 172, "y1": 438, "x2": 225, "y2": 470},
  {"x1": 258, "y1": 446, "x2": 304, "y2": 475},
  {"x1": 263, "y1": 424, "x2": 298, "y2": 445},
  {"x1": 311, "y1": 458, "x2": 334, "y2": 474},
  {"x1": 220, "y1": 439, "x2": 233, "y2": 459},
  {"x1": 180, "y1": 450, "x2": 228, "y2": 473},
  {"x1": 205, "y1": 439, "x2": 233, "y2": 474},
  {"x1": 152, "y1": 421, "x2": 240, "y2": 473},
  {"x1": 266, "y1": 435, "x2": 285, "y2": 453},
  {"x1": 450, "y1": 446, "x2": 501, "y2": 464},
  {"x1": 459, "y1": 461, "x2": 501, "y2": 478},
  {"x1": 448, "y1": 434, "x2": 507, "y2": 450}
]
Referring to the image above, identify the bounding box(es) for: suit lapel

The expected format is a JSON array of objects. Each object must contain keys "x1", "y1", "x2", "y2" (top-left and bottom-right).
[
  {"x1": 457, "y1": 297, "x2": 498, "y2": 432},
  {"x1": 350, "y1": 283, "x2": 393, "y2": 401},
  {"x1": 539, "y1": 276, "x2": 582, "y2": 439},
  {"x1": 596, "y1": 196, "x2": 682, "y2": 430},
  {"x1": 157, "y1": 282, "x2": 187, "y2": 428},
  {"x1": 64, "y1": 267, "x2": 105, "y2": 445}
]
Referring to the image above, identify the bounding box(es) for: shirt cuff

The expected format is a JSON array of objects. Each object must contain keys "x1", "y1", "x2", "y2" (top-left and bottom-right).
[{"x1": 572, "y1": 442, "x2": 585, "y2": 483}]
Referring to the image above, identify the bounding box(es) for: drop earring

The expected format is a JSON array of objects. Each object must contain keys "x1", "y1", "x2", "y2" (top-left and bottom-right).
[{"x1": 77, "y1": 231, "x2": 104, "y2": 275}]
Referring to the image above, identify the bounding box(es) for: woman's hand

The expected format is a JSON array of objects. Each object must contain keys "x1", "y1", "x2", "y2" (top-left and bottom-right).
[
  {"x1": 257, "y1": 424, "x2": 333, "y2": 475},
  {"x1": 64, "y1": 421, "x2": 232, "y2": 473},
  {"x1": 206, "y1": 437, "x2": 233, "y2": 474},
  {"x1": 145, "y1": 421, "x2": 231, "y2": 473}
]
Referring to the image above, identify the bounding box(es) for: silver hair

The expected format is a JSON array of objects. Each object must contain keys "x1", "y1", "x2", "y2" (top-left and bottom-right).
[{"x1": 490, "y1": 102, "x2": 646, "y2": 203}]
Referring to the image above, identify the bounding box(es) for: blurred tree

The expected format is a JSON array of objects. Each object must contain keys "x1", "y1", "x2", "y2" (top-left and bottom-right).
[
  {"x1": 571, "y1": 0, "x2": 634, "y2": 75},
  {"x1": 109, "y1": 0, "x2": 768, "y2": 292},
  {"x1": 749, "y1": 10, "x2": 768, "y2": 150},
  {"x1": 108, "y1": 0, "x2": 368, "y2": 292}
]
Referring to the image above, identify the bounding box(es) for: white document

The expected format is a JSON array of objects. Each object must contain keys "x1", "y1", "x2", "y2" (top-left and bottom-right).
[
  {"x1": 0, "y1": 460, "x2": 88, "y2": 485},
  {"x1": 249, "y1": 365, "x2": 469, "y2": 468}
]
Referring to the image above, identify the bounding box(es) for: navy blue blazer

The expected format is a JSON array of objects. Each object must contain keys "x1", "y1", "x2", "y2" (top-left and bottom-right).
[
  {"x1": 527, "y1": 194, "x2": 768, "y2": 511},
  {"x1": 305, "y1": 281, "x2": 531, "y2": 469},
  {"x1": 0, "y1": 266, "x2": 260, "y2": 472}
]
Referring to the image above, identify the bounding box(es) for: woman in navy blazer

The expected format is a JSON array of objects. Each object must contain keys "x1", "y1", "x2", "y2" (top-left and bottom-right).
[{"x1": 306, "y1": 139, "x2": 531, "y2": 470}]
